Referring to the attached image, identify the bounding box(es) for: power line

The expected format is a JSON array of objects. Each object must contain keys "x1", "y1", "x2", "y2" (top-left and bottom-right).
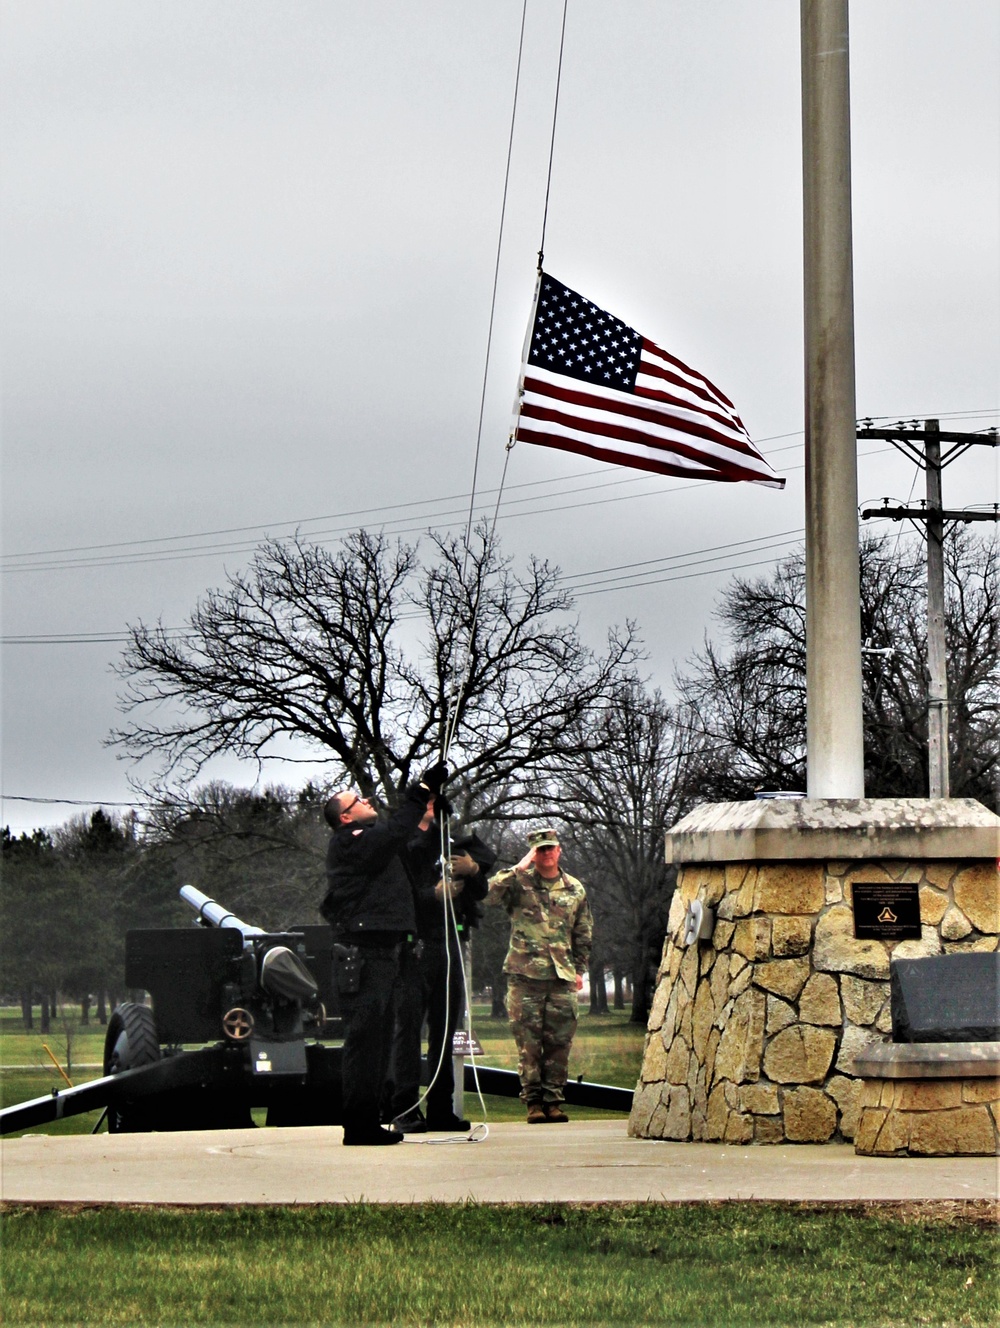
[
  {"x1": 0, "y1": 473, "x2": 681, "y2": 573},
  {"x1": 1, "y1": 525, "x2": 802, "y2": 645},
  {"x1": 862, "y1": 409, "x2": 997, "y2": 423},
  {"x1": 6, "y1": 415, "x2": 992, "y2": 569},
  {"x1": 9, "y1": 420, "x2": 986, "y2": 576},
  {"x1": 377, "y1": 442, "x2": 865, "y2": 546},
  {"x1": 575, "y1": 548, "x2": 804, "y2": 598},
  {"x1": 3, "y1": 634, "x2": 135, "y2": 645},
  {"x1": 559, "y1": 528, "x2": 805, "y2": 588},
  {"x1": 0, "y1": 434, "x2": 807, "y2": 574},
  {"x1": 1, "y1": 441, "x2": 819, "y2": 577},
  {"x1": 4, "y1": 411, "x2": 995, "y2": 573},
  {"x1": 2, "y1": 429, "x2": 990, "y2": 636},
  {"x1": 0, "y1": 466, "x2": 955, "y2": 644},
  {"x1": 2, "y1": 529, "x2": 809, "y2": 644},
  {"x1": 2, "y1": 451, "x2": 946, "y2": 644}
]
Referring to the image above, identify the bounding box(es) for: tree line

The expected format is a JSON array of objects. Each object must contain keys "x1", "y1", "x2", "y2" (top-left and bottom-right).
[{"x1": 3, "y1": 527, "x2": 995, "y2": 1031}]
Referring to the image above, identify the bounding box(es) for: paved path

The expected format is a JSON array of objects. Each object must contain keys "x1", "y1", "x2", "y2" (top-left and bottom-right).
[{"x1": 2, "y1": 1123, "x2": 996, "y2": 1205}]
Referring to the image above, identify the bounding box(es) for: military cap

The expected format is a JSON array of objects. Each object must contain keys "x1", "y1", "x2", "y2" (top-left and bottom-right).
[{"x1": 527, "y1": 827, "x2": 560, "y2": 849}]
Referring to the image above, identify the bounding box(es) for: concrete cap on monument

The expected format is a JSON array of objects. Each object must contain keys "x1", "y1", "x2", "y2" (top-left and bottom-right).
[{"x1": 663, "y1": 798, "x2": 1000, "y2": 864}]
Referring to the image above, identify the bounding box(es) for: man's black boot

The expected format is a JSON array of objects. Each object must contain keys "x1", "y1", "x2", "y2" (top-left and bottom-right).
[
  {"x1": 425, "y1": 1111, "x2": 471, "y2": 1132},
  {"x1": 343, "y1": 1125, "x2": 405, "y2": 1146},
  {"x1": 391, "y1": 1108, "x2": 428, "y2": 1134}
]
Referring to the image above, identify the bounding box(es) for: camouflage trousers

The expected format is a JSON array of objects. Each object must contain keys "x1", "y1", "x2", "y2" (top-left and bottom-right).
[{"x1": 506, "y1": 976, "x2": 578, "y2": 1105}]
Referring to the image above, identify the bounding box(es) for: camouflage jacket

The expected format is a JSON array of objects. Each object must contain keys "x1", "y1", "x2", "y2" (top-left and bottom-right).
[{"x1": 485, "y1": 866, "x2": 593, "y2": 982}]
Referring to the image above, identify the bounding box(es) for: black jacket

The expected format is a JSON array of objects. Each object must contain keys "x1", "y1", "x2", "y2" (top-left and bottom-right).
[
  {"x1": 320, "y1": 783, "x2": 431, "y2": 937},
  {"x1": 408, "y1": 830, "x2": 497, "y2": 938}
]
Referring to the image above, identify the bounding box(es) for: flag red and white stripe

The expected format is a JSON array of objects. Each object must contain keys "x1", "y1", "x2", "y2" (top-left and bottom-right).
[{"x1": 514, "y1": 273, "x2": 785, "y2": 489}]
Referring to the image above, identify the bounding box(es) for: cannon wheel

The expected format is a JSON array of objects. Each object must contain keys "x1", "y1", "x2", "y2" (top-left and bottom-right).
[{"x1": 103, "y1": 1003, "x2": 161, "y2": 1132}]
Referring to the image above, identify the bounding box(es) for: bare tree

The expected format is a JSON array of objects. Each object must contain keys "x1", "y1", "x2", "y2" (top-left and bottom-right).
[
  {"x1": 676, "y1": 531, "x2": 999, "y2": 808},
  {"x1": 936, "y1": 531, "x2": 1000, "y2": 803},
  {"x1": 550, "y1": 680, "x2": 695, "y2": 1022},
  {"x1": 112, "y1": 528, "x2": 638, "y2": 813},
  {"x1": 143, "y1": 783, "x2": 328, "y2": 929}
]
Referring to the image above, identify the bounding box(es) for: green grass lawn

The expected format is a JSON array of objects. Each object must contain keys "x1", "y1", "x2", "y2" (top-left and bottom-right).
[
  {"x1": 1, "y1": 1007, "x2": 111, "y2": 1136},
  {"x1": 2, "y1": 1201, "x2": 995, "y2": 1326},
  {"x1": 0, "y1": 1007, "x2": 108, "y2": 1068},
  {"x1": 0, "y1": 1003, "x2": 646, "y2": 1134}
]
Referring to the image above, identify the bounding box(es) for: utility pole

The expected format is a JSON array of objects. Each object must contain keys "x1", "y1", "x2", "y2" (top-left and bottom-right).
[
  {"x1": 924, "y1": 421, "x2": 948, "y2": 798},
  {"x1": 859, "y1": 420, "x2": 999, "y2": 798},
  {"x1": 800, "y1": 0, "x2": 865, "y2": 798}
]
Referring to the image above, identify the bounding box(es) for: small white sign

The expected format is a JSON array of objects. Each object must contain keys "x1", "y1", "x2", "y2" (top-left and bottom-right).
[{"x1": 451, "y1": 1030, "x2": 483, "y2": 1055}]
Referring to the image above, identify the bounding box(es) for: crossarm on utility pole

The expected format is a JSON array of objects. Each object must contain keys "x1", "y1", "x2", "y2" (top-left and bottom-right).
[{"x1": 862, "y1": 508, "x2": 998, "y2": 523}]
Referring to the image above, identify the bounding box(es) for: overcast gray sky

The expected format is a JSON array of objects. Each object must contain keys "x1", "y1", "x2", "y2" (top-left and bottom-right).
[{"x1": 2, "y1": 0, "x2": 998, "y2": 834}]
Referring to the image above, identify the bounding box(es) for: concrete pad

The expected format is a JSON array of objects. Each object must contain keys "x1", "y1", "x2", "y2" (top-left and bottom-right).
[{"x1": 2, "y1": 1122, "x2": 996, "y2": 1205}]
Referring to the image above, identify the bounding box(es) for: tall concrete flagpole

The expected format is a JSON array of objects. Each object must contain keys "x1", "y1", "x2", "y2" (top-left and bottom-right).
[{"x1": 801, "y1": 0, "x2": 865, "y2": 798}]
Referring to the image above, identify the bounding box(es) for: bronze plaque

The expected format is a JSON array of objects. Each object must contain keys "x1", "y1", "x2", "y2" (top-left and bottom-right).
[{"x1": 851, "y1": 880, "x2": 921, "y2": 941}]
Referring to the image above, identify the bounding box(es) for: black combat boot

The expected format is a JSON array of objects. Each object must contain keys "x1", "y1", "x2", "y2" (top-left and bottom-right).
[
  {"x1": 425, "y1": 1111, "x2": 470, "y2": 1132},
  {"x1": 343, "y1": 1124, "x2": 405, "y2": 1146},
  {"x1": 391, "y1": 1108, "x2": 428, "y2": 1134}
]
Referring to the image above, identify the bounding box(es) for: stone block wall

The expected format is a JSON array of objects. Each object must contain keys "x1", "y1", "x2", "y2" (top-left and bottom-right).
[
  {"x1": 628, "y1": 858, "x2": 999, "y2": 1144},
  {"x1": 855, "y1": 1076, "x2": 1000, "y2": 1156}
]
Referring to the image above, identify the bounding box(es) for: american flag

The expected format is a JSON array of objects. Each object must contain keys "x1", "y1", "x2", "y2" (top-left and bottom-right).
[{"x1": 513, "y1": 273, "x2": 785, "y2": 489}]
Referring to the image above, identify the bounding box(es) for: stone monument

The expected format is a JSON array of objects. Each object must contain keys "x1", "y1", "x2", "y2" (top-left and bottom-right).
[{"x1": 628, "y1": 797, "x2": 999, "y2": 1146}]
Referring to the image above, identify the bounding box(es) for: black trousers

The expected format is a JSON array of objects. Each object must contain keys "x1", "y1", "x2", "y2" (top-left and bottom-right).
[
  {"x1": 389, "y1": 930, "x2": 465, "y2": 1120},
  {"x1": 339, "y1": 943, "x2": 402, "y2": 1134}
]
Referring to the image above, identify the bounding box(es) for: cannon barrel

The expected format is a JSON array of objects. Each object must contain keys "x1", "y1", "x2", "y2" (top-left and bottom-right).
[
  {"x1": 179, "y1": 884, "x2": 264, "y2": 943},
  {"x1": 179, "y1": 884, "x2": 318, "y2": 1004}
]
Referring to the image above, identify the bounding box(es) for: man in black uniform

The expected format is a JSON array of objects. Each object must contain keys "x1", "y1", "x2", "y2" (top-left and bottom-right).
[
  {"x1": 321, "y1": 764, "x2": 447, "y2": 1146},
  {"x1": 388, "y1": 830, "x2": 496, "y2": 1133}
]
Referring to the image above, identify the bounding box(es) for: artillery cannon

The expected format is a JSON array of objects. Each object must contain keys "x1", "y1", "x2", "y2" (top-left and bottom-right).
[
  {"x1": 149, "y1": 884, "x2": 330, "y2": 1056},
  {"x1": 2, "y1": 887, "x2": 345, "y2": 1134}
]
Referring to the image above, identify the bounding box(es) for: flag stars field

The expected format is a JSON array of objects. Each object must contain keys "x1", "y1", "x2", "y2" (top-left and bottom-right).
[{"x1": 530, "y1": 282, "x2": 642, "y2": 392}]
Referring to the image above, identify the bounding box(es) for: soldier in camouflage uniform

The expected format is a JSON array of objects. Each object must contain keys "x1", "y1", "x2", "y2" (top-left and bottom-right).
[{"x1": 485, "y1": 827, "x2": 593, "y2": 1123}]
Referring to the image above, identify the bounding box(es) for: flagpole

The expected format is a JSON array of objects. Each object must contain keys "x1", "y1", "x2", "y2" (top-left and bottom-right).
[{"x1": 800, "y1": 0, "x2": 865, "y2": 798}]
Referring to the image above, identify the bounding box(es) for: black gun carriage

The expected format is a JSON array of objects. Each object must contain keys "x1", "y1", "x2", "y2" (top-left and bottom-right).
[{"x1": 2, "y1": 886, "x2": 346, "y2": 1134}]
